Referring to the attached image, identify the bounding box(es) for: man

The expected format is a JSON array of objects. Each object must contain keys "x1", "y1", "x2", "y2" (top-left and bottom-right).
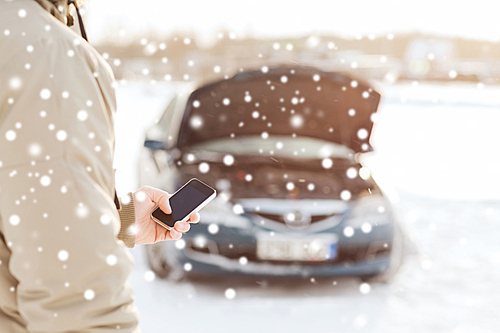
[{"x1": 0, "y1": 0, "x2": 198, "y2": 331}]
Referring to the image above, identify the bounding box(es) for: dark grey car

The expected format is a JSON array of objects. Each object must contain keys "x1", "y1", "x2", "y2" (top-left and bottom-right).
[{"x1": 139, "y1": 66, "x2": 401, "y2": 281}]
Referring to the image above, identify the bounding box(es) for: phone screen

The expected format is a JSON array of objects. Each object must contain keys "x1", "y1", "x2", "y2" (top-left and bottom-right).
[{"x1": 152, "y1": 179, "x2": 214, "y2": 228}]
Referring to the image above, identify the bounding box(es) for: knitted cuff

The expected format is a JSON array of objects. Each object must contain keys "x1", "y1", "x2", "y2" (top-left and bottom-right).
[{"x1": 117, "y1": 192, "x2": 136, "y2": 249}]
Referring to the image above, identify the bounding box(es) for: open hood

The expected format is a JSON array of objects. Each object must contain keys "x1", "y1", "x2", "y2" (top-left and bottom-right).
[{"x1": 177, "y1": 66, "x2": 380, "y2": 153}]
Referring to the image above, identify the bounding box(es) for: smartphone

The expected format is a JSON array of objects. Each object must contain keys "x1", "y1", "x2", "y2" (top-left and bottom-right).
[{"x1": 150, "y1": 178, "x2": 216, "y2": 230}]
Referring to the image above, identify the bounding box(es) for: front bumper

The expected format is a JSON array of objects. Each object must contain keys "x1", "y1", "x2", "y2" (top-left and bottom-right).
[{"x1": 166, "y1": 222, "x2": 394, "y2": 278}]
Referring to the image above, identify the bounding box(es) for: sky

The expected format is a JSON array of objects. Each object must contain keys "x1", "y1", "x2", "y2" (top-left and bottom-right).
[{"x1": 84, "y1": 0, "x2": 500, "y2": 44}]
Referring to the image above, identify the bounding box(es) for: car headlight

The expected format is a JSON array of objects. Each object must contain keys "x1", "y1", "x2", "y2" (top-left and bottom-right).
[{"x1": 344, "y1": 194, "x2": 393, "y2": 229}]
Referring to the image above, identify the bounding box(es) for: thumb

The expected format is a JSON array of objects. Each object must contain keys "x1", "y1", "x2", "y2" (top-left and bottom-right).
[
  {"x1": 158, "y1": 195, "x2": 172, "y2": 215},
  {"x1": 139, "y1": 186, "x2": 172, "y2": 214}
]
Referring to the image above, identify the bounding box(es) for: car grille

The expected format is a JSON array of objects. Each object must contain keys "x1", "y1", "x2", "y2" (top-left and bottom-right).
[{"x1": 253, "y1": 212, "x2": 337, "y2": 224}]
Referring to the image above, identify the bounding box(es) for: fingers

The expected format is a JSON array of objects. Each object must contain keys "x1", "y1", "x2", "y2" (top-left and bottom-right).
[
  {"x1": 139, "y1": 186, "x2": 171, "y2": 214},
  {"x1": 188, "y1": 212, "x2": 200, "y2": 224},
  {"x1": 168, "y1": 229, "x2": 182, "y2": 240},
  {"x1": 174, "y1": 221, "x2": 190, "y2": 233}
]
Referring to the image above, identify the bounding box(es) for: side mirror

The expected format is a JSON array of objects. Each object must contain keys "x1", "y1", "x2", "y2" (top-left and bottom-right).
[{"x1": 144, "y1": 140, "x2": 165, "y2": 151}]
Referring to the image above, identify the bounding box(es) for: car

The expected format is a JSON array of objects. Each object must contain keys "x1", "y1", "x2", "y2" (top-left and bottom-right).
[{"x1": 139, "y1": 66, "x2": 402, "y2": 281}]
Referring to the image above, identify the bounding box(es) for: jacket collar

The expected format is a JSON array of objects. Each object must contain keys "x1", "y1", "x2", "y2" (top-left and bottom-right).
[{"x1": 33, "y1": 0, "x2": 74, "y2": 26}]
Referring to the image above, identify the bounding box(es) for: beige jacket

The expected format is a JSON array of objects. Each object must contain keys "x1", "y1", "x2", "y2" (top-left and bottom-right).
[{"x1": 0, "y1": 0, "x2": 140, "y2": 331}]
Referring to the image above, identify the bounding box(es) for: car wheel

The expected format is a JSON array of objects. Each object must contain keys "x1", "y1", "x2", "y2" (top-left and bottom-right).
[{"x1": 145, "y1": 243, "x2": 172, "y2": 278}]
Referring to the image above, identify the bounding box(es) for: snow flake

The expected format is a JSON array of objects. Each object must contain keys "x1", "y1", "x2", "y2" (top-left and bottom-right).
[
  {"x1": 9, "y1": 76, "x2": 22, "y2": 90},
  {"x1": 56, "y1": 130, "x2": 67, "y2": 141},
  {"x1": 208, "y1": 224, "x2": 219, "y2": 234},
  {"x1": 67, "y1": 50, "x2": 75, "y2": 57},
  {"x1": 448, "y1": 70, "x2": 457, "y2": 79},
  {"x1": 183, "y1": 37, "x2": 191, "y2": 45},
  {"x1": 106, "y1": 254, "x2": 117, "y2": 266},
  {"x1": 38, "y1": 247, "x2": 43, "y2": 252},
  {"x1": 88, "y1": 132, "x2": 95, "y2": 139},
  {"x1": 340, "y1": 190, "x2": 351, "y2": 201},
  {"x1": 29, "y1": 143, "x2": 42, "y2": 157},
  {"x1": 100, "y1": 214, "x2": 111, "y2": 225},
  {"x1": 18, "y1": 9, "x2": 27, "y2": 18},
  {"x1": 291, "y1": 97, "x2": 299, "y2": 105},
  {"x1": 76, "y1": 203, "x2": 89, "y2": 218},
  {"x1": 322, "y1": 158, "x2": 333, "y2": 169},
  {"x1": 276, "y1": 141, "x2": 283, "y2": 149},
  {"x1": 362, "y1": 91, "x2": 370, "y2": 99},
  {"x1": 307, "y1": 183, "x2": 315, "y2": 191},
  {"x1": 348, "y1": 108, "x2": 356, "y2": 116},
  {"x1": 5, "y1": 130, "x2": 16, "y2": 141},
  {"x1": 286, "y1": 43, "x2": 293, "y2": 51},
  {"x1": 60, "y1": 186, "x2": 67, "y2": 193},
  {"x1": 239, "y1": 257, "x2": 248, "y2": 265},
  {"x1": 175, "y1": 239, "x2": 186, "y2": 249},
  {"x1": 261, "y1": 132, "x2": 269, "y2": 139},
  {"x1": 9, "y1": 215, "x2": 20, "y2": 226},
  {"x1": 232, "y1": 204, "x2": 244, "y2": 215},
  {"x1": 25, "y1": 63, "x2": 31, "y2": 70},
  {"x1": 361, "y1": 223, "x2": 372, "y2": 233},
  {"x1": 213, "y1": 65, "x2": 221, "y2": 73},
  {"x1": 40, "y1": 175, "x2": 51, "y2": 186},
  {"x1": 286, "y1": 182, "x2": 295, "y2": 191},
  {"x1": 290, "y1": 115, "x2": 303, "y2": 128},
  {"x1": 245, "y1": 174, "x2": 253, "y2": 182},
  {"x1": 135, "y1": 191, "x2": 147, "y2": 202},
  {"x1": 144, "y1": 270, "x2": 155, "y2": 282},
  {"x1": 222, "y1": 98, "x2": 230, "y2": 106},
  {"x1": 225, "y1": 288, "x2": 236, "y2": 299},
  {"x1": 184, "y1": 263, "x2": 192, "y2": 271},
  {"x1": 84, "y1": 289, "x2": 95, "y2": 300},
  {"x1": 223, "y1": 154, "x2": 234, "y2": 166},
  {"x1": 313, "y1": 74, "x2": 320, "y2": 82},
  {"x1": 4, "y1": 29, "x2": 10, "y2": 36},
  {"x1": 350, "y1": 80, "x2": 358, "y2": 88},
  {"x1": 280, "y1": 75, "x2": 288, "y2": 83},
  {"x1": 261, "y1": 66, "x2": 269, "y2": 73},
  {"x1": 77, "y1": 110, "x2": 88, "y2": 121},
  {"x1": 198, "y1": 162, "x2": 210, "y2": 174},
  {"x1": 357, "y1": 128, "x2": 368, "y2": 140},
  {"x1": 62, "y1": 91, "x2": 69, "y2": 98},
  {"x1": 346, "y1": 167, "x2": 357, "y2": 179},
  {"x1": 192, "y1": 100, "x2": 200, "y2": 108},
  {"x1": 26, "y1": 45, "x2": 34, "y2": 53},
  {"x1": 40, "y1": 89, "x2": 51, "y2": 99},
  {"x1": 57, "y1": 250, "x2": 69, "y2": 261},
  {"x1": 189, "y1": 115, "x2": 203, "y2": 129},
  {"x1": 359, "y1": 283, "x2": 371, "y2": 294},
  {"x1": 48, "y1": 124, "x2": 55, "y2": 131},
  {"x1": 252, "y1": 111, "x2": 259, "y2": 119},
  {"x1": 343, "y1": 226, "x2": 354, "y2": 237},
  {"x1": 94, "y1": 145, "x2": 101, "y2": 152},
  {"x1": 244, "y1": 95, "x2": 252, "y2": 103}
]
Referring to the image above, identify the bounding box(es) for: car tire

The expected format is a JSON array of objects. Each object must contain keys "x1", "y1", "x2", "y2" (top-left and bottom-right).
[{"x1": 145, "y1": 243, "x2": 172, "y2": 278}]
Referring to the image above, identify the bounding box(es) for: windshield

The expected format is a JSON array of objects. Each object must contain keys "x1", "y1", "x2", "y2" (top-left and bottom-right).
[{"x1": 187, "y1": 135, "x2": 355, "y2": 160}]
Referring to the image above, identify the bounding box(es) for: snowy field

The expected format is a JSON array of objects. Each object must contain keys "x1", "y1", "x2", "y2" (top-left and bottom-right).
[{"x1": 113, "y1": 81, "x2": 500, "y2": 333}]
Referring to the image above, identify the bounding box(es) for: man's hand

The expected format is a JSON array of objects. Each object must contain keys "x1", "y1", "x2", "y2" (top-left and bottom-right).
[{"x1": 132, "y1": 186, "x2": 200, "y2": 245}]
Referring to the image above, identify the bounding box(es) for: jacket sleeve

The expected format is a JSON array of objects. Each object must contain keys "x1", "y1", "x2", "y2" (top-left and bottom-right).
[
  {"x1": 0, "y1": 25, "x2": 140, "y2": 332},
  {"x1": 117, "y1": 193, "x2": 137, "y2": 249}
]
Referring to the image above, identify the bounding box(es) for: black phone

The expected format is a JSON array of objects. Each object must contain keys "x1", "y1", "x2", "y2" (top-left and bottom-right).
[{"x1": 150, "y1": 178, "x2": 216, "y2": 230}]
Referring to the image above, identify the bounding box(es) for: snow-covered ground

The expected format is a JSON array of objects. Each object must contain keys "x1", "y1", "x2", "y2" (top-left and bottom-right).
[{"x1": 113, "y1": 81, "x2": 500, "y2": 333}]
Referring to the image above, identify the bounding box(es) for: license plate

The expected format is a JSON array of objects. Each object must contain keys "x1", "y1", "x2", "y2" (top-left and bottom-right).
[{"x1": 256, "y1": 233, "x2": 338, "y2": 261}]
